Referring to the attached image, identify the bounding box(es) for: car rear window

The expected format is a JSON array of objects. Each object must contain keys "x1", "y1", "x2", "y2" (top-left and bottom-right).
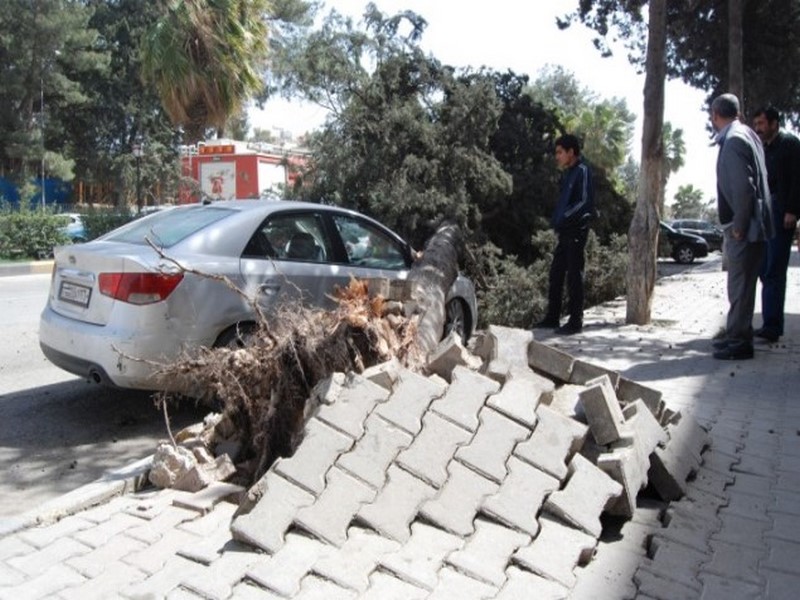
[{"x1": 103, "y1": 206, "x2": 236, "y2": 247}]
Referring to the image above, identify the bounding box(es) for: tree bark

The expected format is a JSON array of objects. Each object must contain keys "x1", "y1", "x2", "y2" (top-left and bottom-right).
[
  {"x1": 728, "y1": 0, "x2": 745, "y2": 114},
  {"x1": 626, "y1": 0, "x2": 666, "y2": 325},
  {"x1": 407, "y1": 222, "x2": 461, "y2": 359}
]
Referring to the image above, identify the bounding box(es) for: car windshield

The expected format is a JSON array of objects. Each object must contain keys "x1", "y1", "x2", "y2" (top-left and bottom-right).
[{"x1": 104, "y1": 206, "x2": 235, "y2": 247}]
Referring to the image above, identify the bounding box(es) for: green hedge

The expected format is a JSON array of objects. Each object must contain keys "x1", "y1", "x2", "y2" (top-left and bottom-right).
[{"x1": 0, "y1": 205, "x2": 136, "y2": 260}]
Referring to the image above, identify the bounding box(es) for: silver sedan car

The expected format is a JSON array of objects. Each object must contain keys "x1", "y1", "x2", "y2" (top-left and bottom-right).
[{"x1": 39, "y1": 200, "x2": 477, "y2": 391}]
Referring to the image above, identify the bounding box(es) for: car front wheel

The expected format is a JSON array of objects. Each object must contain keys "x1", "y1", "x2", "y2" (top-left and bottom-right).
[
  {"x1": 673, "y1": 244, "x2": 696, "y2": 264},
  {"x1": 443, "y1": 298, "x2": 470, "y2": 344}
]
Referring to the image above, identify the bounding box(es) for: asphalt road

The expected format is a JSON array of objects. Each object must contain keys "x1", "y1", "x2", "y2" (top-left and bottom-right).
[{"x1": 0, "y1": 274, "x2": 207, "y2": 518}]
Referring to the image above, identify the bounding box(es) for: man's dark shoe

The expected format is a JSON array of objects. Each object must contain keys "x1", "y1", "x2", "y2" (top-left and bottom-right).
[
  {"x1": 555, "y1": 321, "x2": 582, "y2": 335},
  {"x1": 533, "y1": 318, "x2": 560, "y2": 329},
  {"x1": 711, "y1": 339, "x2": 729, "y2": 350},
  {"x1": 754, "y1": 328, "x2": 779, "y2": 343},
  {"x1": 713, "y1": 344, "x2": 754, "y2": 360}
]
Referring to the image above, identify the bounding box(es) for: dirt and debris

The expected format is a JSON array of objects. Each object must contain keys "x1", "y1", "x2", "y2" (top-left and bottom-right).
[{"x1": 151, "y1": 276, "x2": 424, "y2": 489}]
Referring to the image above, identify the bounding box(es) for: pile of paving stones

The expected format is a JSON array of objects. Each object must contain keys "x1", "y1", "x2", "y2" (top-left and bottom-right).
[{"x1": 221, "y1": 325, "x2": 710, "y2": 598}]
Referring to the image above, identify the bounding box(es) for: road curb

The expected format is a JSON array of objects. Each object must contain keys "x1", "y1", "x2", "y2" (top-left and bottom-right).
[
  {"x1": 0, "y1": 455, "x2": 152, "y2": 538},
  {"x1": 0, "y1": 260, "x2": 54, "y2": 277}
]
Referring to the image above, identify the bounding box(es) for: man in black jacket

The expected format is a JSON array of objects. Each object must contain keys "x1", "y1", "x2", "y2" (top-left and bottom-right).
[
  {"x1": 534, "y1": 134, "x2": 595, "y2": 335},
  {"x1": 752, "y1": 106, "x2": 800, "y2": 343}
]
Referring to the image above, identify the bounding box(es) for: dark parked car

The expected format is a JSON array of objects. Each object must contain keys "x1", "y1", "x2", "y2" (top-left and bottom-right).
[
  {"x1": 659, "y1": 221, "x2": 709, "y2": 264},
  {"x1": 669, "y1": 219, "x2": 723, "y2": 252}
]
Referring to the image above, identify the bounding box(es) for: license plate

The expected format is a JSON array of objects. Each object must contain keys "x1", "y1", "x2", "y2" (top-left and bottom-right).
[{"x1": 59, "y1": 281, "x2": 92, "y2": 307}]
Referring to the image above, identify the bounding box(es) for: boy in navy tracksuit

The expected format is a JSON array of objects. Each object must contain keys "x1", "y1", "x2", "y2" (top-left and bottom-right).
[{"x1": 535, "y1": 134, "x2": 595, "y2": 335}]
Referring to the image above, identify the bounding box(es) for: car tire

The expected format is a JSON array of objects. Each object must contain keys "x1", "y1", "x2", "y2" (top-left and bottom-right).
[
  {"x1": 673, "y1": 244, "x2": 695, "y2": 264},
  {"x1": 443, "y1": 298, "x2": 470, "y2": 344},
  {"x1": 214, "y1": 322, "x2": 257, "y2": 349}
]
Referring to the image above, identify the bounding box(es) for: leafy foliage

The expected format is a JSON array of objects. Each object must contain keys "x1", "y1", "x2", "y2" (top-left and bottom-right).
[
  {"x1": 562, "y1": 0, "x2": 800, "y2": 123},
  {"x1": 0, "y1": 203, "x2": 69, "y2": 259}
]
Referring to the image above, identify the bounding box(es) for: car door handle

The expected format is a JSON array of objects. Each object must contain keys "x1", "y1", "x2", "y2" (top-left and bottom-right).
[{"x1": 258, "y1": 281, "x2": 281, "y2": 296}]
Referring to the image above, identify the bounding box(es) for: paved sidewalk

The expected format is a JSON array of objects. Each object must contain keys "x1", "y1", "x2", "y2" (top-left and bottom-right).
[{"x1": 1, "y1": 251, "x2": 798, "y2": 599}]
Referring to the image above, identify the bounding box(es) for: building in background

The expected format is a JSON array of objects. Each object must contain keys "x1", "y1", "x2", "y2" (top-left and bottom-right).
[{"x1": 179, "y1": 139, "x2": 310, "y2": 203}]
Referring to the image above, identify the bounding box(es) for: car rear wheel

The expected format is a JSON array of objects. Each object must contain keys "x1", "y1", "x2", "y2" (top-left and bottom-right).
[
  {"x1": 673, "y1": 244, "x2": 696, "y2": 264},
  {"x1": 444, "y1": 298, "x2": 470, "y2": 344},
  {"x1": 214, "y1": 322, "x2": 257, "y2": 349}
]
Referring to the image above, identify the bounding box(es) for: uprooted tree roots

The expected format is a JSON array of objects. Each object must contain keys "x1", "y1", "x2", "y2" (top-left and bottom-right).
[{"x1": 154, "y1": 277, "x2": 422, "y2": 486}]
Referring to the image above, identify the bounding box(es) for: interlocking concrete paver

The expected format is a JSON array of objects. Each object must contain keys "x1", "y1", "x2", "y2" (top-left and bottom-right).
[
  {"x1": 59, "y1": 561, "x2": 145, "y2": 600},
  {"x1": 495, "y1": 566, "x2": 569, "y2": 599},
  {"x1": 455, "y1": 407, "x2": 531, "y2": 484},
  {"x1": 294, "y1": 574, "x2": 357, "y2": 599},
  {"x1": 512, "y1": 515, "x2": 596, "y2": 588},
  {"x1": 66, "y1": 533, "x2": 148, "y2": 578},
  {"x1": 16, "y1": 517, "x2": 94, "y2": 550},
  {"x1": 294, "y1": 466, "x2": 376, "y2": 546},
  {"x1": 579, "y1": 374, "x2": 627, "y2": 445},
  {"x1": 722, "y1": 489, "x2": 773, "y2": 521},
  {"x1": 179, "y1": 548, "x2": 264, "y2": 600},
  {"x1": 230, "y1": 471, "x2": 315, "y2": 554},
  {"x1": 480, "y1": 456, "x2": 558, "y2": 536},
  {"x1": 244, "y1": 532, "x2": 330, "y2": 598},
  {"x1": 359, "y1": 570, "x2": 428, "y2": 600},
  {"x1": 311, "y1": 526, "x2": 400, "y2": 593},
  {"x1": 514, "y1": 404, "x2": 587, "y2": 481},
  {"x1": 356, "y1": 465, "x2": 437, "y2": 542},
  {"x1": 759, "y1": 537, "x2": 800, "y2": 575},
  {"x1": 640, "y1": 537, "x2": 707, "y2": 592},
  {"x1": 543, "y1": 453, "x2": 623, "y2": 538},
  {"x1": 374, "y1": 369, "x2": 446, "y2": 435},
  {"x1": 634, "y1": 568, "x2": 701, "y2": 600},
  {"x1": 315, "y1": 373, "x2": 390, "y2": 439},
  {"x1": 395, "y1": 411, "x2": 472, "y2": 488},
  {"x1": 272, "y1": 417, "x2": 354, "y2": 496},
  {"x1": 486, "y1": 367, "x2": 551, "y2": 427},
  {"x1": 570, "y1": 547, "x2": 640, "y2": 600},
  {"x1": 711, "y1": 512, "x2": 770, "y2": 549},
  {"x1": 0, "y1": 563, "x2": 25, "y2": 587},
  {"x1": 0, "y1": 535, "x2": 35, "y2": 562},
  {"x1": 377, "y1": 521, "x2": 463, "y2": 591},
  {"x1": 699, "y1": 573, "x2": 763, "y2": 600},
  {"x1": 124, "y1": 505, "x2": 199, "y2": 545},
  {"x1": 766, "y1": 510, "x2": 800, "y2": 542},
  {"x1": 335, "y1": 413, "x2": 412, "y2": 489},
  {"x1": 545, "y1": 382, "x2": 586, "y2": 419},
  {"x1": 568, "y1": 358, "x2": 619, "y2": 388},
  {"x1": 71, "y1": 512, "x2": 144, "y2": 549},
  {"x1": 427, "y1": 566, "x2": 499, "y2": 599},
  {"x1": 445, "y1": 517, "x2": 530, "y2": 587},
  {"x1": 762, "y1": 568, "x2": 800, "y2": 600},
  {"x1": 700, "y1": 538, "x2": 763, "y2": 585},
  {"x1": 656, "y1": 502, "x2": 721, "y2": 552},
  {"x1": 0, "y1": 564, "x2": 85, "y2": 600},
  {"x1": 418, "y1": 460, "x2": 499, "y2": 537},
  {"x1": 172, "y1": 482, "x2": 244, "y2": 515},
  {"x1": 7, "y1": 537, "x2": 91, "y2": 577},
  {"x1": 229, "y1": 581, "x2": 283, "y2": 599},
  {"x1": 429, "y1": 365, "x2": 500, "y2": 432},
  {"x1": 122, "y1": 527, "x2": 199, "y2": 576},
  {"x1": 771, "y1": 489, "x2": 800, "y2": 516},
  {"x1": 120, "y1": 554, "x2": 204, "y2": 599},
  {"x1": 527, "y1": 339, "x2": 574, "y2": 382}
]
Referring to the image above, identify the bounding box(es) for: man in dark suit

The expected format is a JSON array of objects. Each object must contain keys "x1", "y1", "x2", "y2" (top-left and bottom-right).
[{"x1": 711, "y1": 93, "x2": 775, "y2": 360}]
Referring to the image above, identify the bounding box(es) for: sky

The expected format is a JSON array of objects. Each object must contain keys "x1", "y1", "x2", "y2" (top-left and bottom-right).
[{"x1": 249, "y1": 0, "x2": 719, "y2": 205}]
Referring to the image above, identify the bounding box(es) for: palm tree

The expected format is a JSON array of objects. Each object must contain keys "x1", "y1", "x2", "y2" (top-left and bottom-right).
[{"x1": 140, "y1": 0, "x2": 269, "y2": 143}]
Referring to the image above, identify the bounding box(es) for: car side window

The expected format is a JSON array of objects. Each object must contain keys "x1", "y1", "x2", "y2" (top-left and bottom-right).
[
  {"x1": 331, "y1": 215, "x2": 407, "y2": 270},
  {"x1": 243, "y1": 213, "x2": 330, "y2": 263}
]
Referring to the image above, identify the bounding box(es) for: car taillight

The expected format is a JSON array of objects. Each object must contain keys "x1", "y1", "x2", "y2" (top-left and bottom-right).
[{"x1": 98, "y1": 272, "x2": 183, "y2": 304}]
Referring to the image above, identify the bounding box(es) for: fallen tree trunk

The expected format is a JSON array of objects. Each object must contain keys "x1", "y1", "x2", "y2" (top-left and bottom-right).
[{"x1": 407, "y1": 222, "x2": 462, "y2": 362}]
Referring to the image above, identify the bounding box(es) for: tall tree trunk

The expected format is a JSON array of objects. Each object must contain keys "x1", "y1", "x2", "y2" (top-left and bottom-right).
[
  {"x1": 626, "y1": 0, "x2": 667, "y2": 325},
  {"x1": 728, "y1": 0, "x2": 744, "y2": 114}
]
